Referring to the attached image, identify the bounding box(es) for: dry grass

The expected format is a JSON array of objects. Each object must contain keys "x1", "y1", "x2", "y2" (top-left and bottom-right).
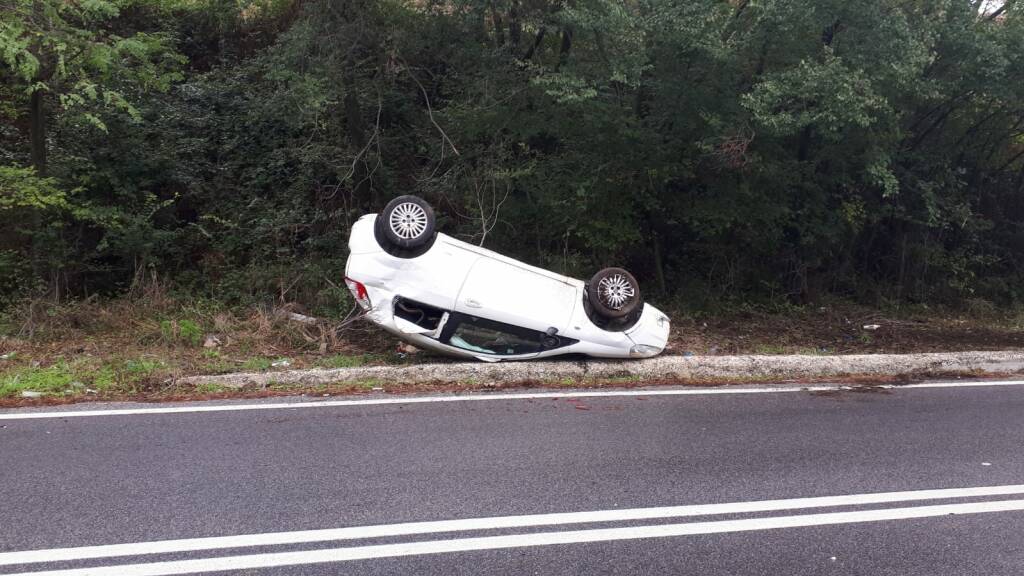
[
  {"x1": 666, "y1": 301, "x2": 1024, "y2": 356},
  {"x1": 2, "y1": 294, "x2": 1022, "y2": 403},
  {"x1": 0, "y1": 293, "x2": 406, "y2": 401}
]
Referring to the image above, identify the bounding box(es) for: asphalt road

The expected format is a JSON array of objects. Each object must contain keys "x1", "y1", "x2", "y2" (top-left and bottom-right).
[{"x1": 1, "y1": 381, "x2": 1023, "y2": 575}]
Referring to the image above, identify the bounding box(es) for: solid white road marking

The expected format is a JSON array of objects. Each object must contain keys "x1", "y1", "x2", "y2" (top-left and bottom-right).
[
  {"x1": 3, "y1": 484, "x2": 1024, "y2": 567},
  {"x1": 1, "y1": 379, "x2": 1023, "y2": 421},
  {"x1": 11, "y1": 498, "x2": 1024, "y2": 576}
]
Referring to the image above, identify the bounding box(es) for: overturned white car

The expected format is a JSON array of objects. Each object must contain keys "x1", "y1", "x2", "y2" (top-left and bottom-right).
[{"x1": 344, "y1": 195, "x2": 670, "y2": 361}]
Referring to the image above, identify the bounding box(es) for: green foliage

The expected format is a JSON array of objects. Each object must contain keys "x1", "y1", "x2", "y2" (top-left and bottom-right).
[
  {"x1": 2, "y1": 0, "x2": 1024, "y2": 313},
  {"x1": 0, "y1": 0, "x2": 185, "y2": 122},
  {"x1": 743, "y1": 51, "x2": 888, "y2": 137},
  {"x1": 0, "y1": 165, "x2": 67, "y2": 211}
]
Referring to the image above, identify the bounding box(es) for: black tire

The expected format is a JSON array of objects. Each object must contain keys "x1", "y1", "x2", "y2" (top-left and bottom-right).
[
  {"x1": 587, "y1": 267, "x2": 643, "y2": 319},
  {"x1": 378, "y1": 195, "x2": 436, "y2": 250}
]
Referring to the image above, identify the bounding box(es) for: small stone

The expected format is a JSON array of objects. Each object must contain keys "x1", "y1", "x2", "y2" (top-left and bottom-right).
[
  {"x1": 20, "y1": 390, "x2": 43, "y2": 398},
  {"x1": 397, "y1": 343, "x2": 419, "y2": 354}
]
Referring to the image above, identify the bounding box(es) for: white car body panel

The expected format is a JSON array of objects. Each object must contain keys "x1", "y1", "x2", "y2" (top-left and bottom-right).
[
  {"x1": 455, "y1": 256, "x2": 578, "y2": 334},
  {"x1": 345, "y1": 214, "x2": 670, "y2": 361}
]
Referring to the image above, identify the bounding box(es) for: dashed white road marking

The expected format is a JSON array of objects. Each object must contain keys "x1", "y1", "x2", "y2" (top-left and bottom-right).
[
  {"x1": 10, "y1": 498, "x2": 1024, "y2": 576},
  {"x1": 1, "y1": 379, "x2": 1023, "y2": 421},
  {"x1": 2, "y1": 484, "x2": 1024, "y2": 567}
]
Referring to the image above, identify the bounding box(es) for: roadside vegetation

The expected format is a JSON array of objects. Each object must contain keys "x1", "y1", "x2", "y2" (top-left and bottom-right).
[
  {"x1": 2, "y1": 1, "x2": 1023, "y2": 402},
  {"x1": 1, "y1": 289, "x2": 1022, "y2": 403}
]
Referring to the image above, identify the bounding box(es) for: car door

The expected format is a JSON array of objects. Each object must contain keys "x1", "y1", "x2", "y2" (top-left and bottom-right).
[{"x1": 454, "y1": 255, "x2": 578, "y2": 335}]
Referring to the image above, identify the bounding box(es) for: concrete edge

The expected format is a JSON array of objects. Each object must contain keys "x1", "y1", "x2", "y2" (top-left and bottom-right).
[{"x1": 179, "y1": 351, "x2": 1024, "y2": 389}]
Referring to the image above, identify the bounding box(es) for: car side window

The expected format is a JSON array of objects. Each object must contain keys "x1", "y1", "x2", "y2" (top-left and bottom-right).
[{"x1": 444, "y1": 315, "x2": 545, "y2": 356}]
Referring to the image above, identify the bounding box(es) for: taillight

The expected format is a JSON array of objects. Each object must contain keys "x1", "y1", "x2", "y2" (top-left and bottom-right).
[{"x1": 344, "y1": 277, "x2": 372, "y2": 310}]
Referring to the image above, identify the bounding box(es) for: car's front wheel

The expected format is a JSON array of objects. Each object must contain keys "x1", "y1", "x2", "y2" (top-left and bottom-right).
[
  {"x1": 587, "y1": 267, "x2": 643, "y2": 319},
  {"x1": 375, "y1": 195, "x2": 437, "y2": 256}
]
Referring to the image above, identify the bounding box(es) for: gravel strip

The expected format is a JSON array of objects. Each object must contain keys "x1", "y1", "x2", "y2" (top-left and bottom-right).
[{"x1": 180, "y1": 351, "x2": 1024, "y2": 389}]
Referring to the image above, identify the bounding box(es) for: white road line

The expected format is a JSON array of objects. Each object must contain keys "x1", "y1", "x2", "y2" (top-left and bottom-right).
[
  {"x1": 1, "y1": 379, "x2": 1023, "y2": 421},
  {"x1": 12, "y1": 498, "x2": 1024, "y2": 576},
  {"x1": 3, "y1": 484, "x2": 1024, "y2": 567}
]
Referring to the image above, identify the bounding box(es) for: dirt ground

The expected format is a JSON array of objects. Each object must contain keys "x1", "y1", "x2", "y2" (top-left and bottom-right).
[
  {"x1": 0, "y1": 297, "x2": 1021, "y2": 404},
  {"x1": 668, "y1": 305, "x2": 1024, "y2": 356}
]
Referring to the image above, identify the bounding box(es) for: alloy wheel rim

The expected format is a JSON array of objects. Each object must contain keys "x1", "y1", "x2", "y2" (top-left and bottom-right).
[
  {"x1": 389, "y1": 202, "x2": 428, "y2": 239},
  {"x1": 598, "y1": 274, "x2": 635, "y2": 310}
]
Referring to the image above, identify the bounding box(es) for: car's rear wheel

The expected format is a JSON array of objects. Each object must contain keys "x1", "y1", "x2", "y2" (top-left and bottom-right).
[
  {"x1": 587, "y1": 267, "x2": 643, "y2": 319},
  {"x1": 381, "y1": 195, "x2": 435, "y2": 248},
  {"x1": 375, "y1": 195, "x2": 437, "y2": 257}
]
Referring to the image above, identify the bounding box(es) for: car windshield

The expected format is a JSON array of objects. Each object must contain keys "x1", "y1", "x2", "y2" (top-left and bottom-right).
[{"x1": 447, "y1": 317, "x2": 543, "y2": 356}]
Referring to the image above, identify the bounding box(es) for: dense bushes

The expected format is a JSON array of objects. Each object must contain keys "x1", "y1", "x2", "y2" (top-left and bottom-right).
[{"x1": 2, "y1": 0, "x2": 1023, "y2": 310}]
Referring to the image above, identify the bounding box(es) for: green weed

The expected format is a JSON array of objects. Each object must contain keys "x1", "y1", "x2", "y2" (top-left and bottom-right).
[
  {"x1": 348, "y1": 377, "x2": 384, "y2": 390},
  {"x1": 0, "y1": 362, "x2": 75, "y2": 397},
  {"x1": 316, "y1": 354, "x2": 378, "y2": 369},
  {"x1": 160, "y1": 319, "x2": 203, "y2": 347}
]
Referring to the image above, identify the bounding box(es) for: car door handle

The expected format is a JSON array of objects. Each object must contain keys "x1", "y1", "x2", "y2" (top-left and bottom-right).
[{"x1": 464, "y1": 298, "x2": 482, "y2": 308}]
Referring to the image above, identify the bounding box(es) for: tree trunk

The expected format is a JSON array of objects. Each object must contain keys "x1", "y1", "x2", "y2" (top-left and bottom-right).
[
  {"x1": 489, "y1": 2, "x2": 505, "y2": 47},
  {"x1": 651, "y1": 232, "x2": 667, "y2": 295},
  {"x1": 30, "y1": 89, "x2": 46, "y2": 175},
  {"x1": 557, "y1": 26, "x2": 573, "y2": 69},
  {"x1": 523, "y1": 27, "x2": 546, "y2": 60},
  {"x1": 797, "y1": 125, "x2": 812, "y2": 161},
  {"x1": 27, "y1": 87, "x2": 47, "y2": 291},
  {"x1": 508, "y1": 0, "x2": 521, "y2": 49}
]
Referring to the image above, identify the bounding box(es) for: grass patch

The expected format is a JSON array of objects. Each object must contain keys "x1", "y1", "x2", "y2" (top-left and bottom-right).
[
  {"x1": 123, "y1": 358, "x2": 164, "y2": 378},
  {"x1": 194, "y1": 382, "x2": 231, "y2": 394},
  {"x1": 315, "y1": 354, "x2": 383, "y2": 369},
  {"x1": 0, "y1": 356, "x2": 171, "y2": 398},
  {"x1": 160, "y1": 319, "x2": 203, "y2": 347},
  {"x1": 242, "y1": 357, "x2": 274, "y2": 371},
  {"x1": 352, "y1": 377, "x2": 384, "y2": 389},
  {"x1": 0, "y1": 362, "x2": 76, "y2": 397}
]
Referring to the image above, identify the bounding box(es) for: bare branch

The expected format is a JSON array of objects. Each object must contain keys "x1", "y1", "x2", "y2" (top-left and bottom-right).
[{"x1": 399, "y1": 56, "x2": 460, "y2": 156}]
